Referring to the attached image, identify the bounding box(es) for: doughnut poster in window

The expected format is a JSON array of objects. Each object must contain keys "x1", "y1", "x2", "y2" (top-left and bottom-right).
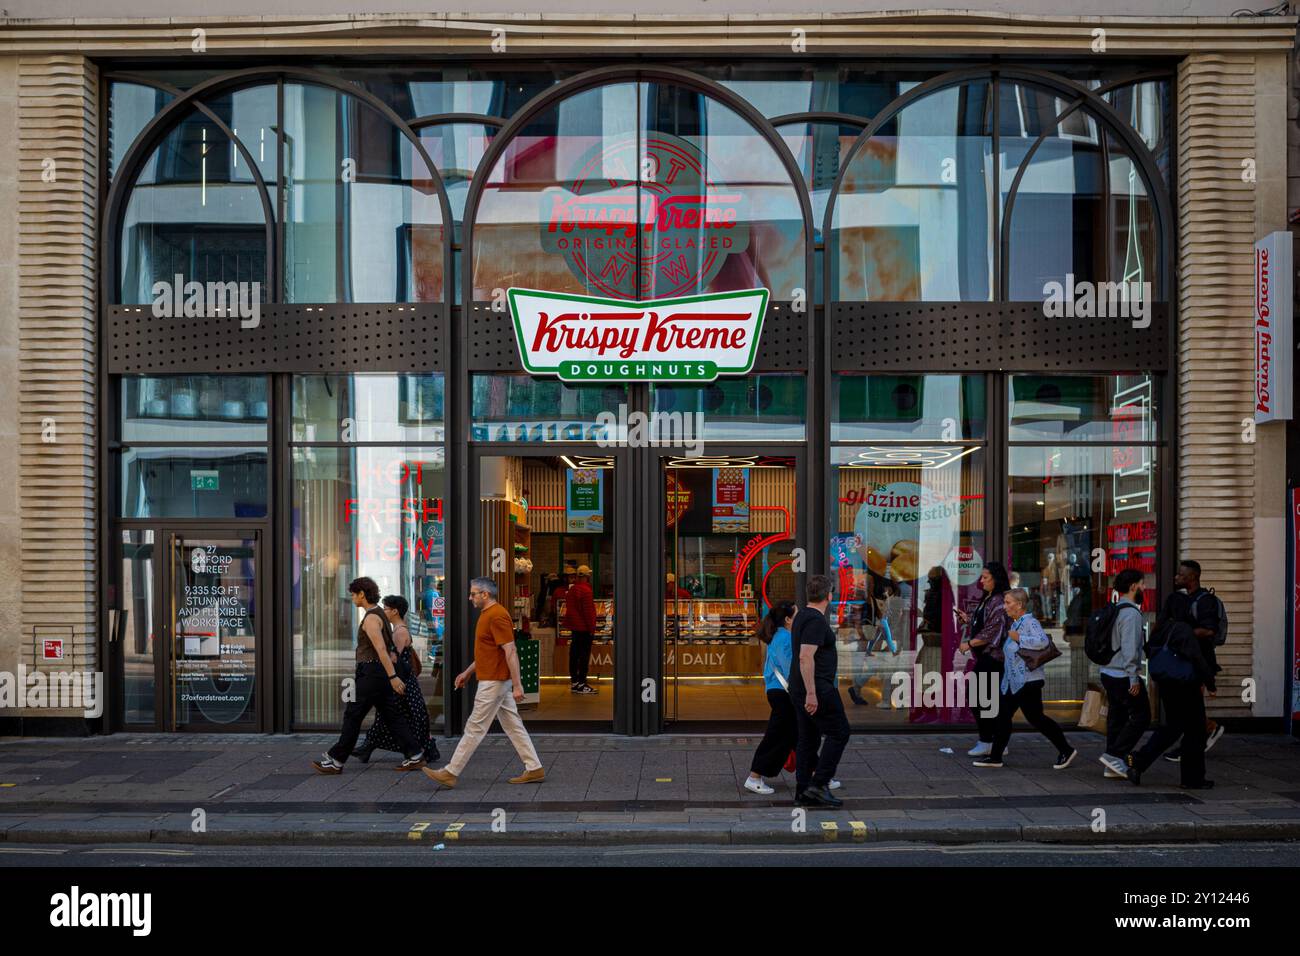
[
  {"x1": 711, "y1": 468, "x2": 750, "y2": 533},
  {"x1": 566, "y1": 468, "x2": 604, "y2": 533},
  {"x1": 850, "y1": 480, "x2": 973, "y2": 583}
]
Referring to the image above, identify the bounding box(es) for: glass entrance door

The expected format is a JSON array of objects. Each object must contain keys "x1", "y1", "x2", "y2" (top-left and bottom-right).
[
  {"x1": 662, "y1": 455, "x2": 800, "y2": 723},
  {"x1": 165, "y1": 531, "x2": 261, "y2": 730}
]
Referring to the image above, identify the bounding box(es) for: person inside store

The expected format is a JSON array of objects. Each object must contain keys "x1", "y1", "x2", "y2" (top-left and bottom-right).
[
  {"x1": 973, "y1": 587, "x2": 1078, "y2": 771},
  {"x1": 744, "y1": 600, "x2": 798, "y2": 795},
  {"x1": 311, "y1": 577, "x2": 428, "y2": 775},
  {"x1": 533, "y1": 571, "x2": 552, "y2": 625},
  {"x1": 423, "y1": 577, "x2": 545, "y2": 789},
  {"x1": 1159, "y1": 559, "x2": 1227, "y2": 764},
  {"x1": 548, "y1": 568, "x2": 573, "y2": 628},
  {"x1": 1124, "y1": 559, "x2": 1221, "y2": 790},
  {"x1": 666, "y1": 572, "x2": 692, "y2": 600},
  {"x1": 956, "y1": 561, "x2": 1011, "y2": 758},
  {"x1": 351, "y1": 594, "x2": 440, "y2": 766},
  {"x1": 790, "y1": 573, "x2": 850, "y2": 809},
  {"x1": 566, "y1": 564, "x2": 598, "y2": 695}
]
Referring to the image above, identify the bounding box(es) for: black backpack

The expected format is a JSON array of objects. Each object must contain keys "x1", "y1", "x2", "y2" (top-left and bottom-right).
[
  {"x1": 1084, "y1": 602, "x2": 1142, "y2": 666},
  {"x1": 1190, "y1": 589, "x2": 1229, "y2": 647}
]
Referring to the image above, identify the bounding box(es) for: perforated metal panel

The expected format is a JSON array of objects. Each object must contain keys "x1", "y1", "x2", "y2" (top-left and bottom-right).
[
  {"x1": 107, "y1": 304, "x2": 446, "y2": 373},
  {"x1": 829, "y1": 302, "x2": 1169, "y2": 372},
  {"x1": 467, "y1": 302, "x2": 807, "y2": 373}
]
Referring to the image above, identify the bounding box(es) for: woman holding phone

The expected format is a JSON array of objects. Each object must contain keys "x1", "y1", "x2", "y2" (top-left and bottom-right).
[{"x1": 955, "y1": 561, "x2": 1011, "y2": 758}]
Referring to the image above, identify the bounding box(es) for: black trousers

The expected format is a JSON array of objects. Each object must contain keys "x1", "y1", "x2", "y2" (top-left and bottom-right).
[
  {"x1": 991, "y1": 680, "x2": 1071, "y2": 761},
  {"x1": 750, "y1": 688, "x2": 798, "y2": 777},
  {"x1": 793, "y1": 682, "x2": 850, "y2": 789},
  {"x1": 569, "y1": 630, "x2": 593, "y2": 684},
  {"x1": 971, "y1": 653, "x2": 1003, "y2": 743},
  {"x1": 1132, "y1": 679, "x2": 1207, "y2": 786},
  {"x1": 1100, "y1": 672, "x2": 1150, "y2": 759},
  {"x1": 327, "y1": 663, "x2": 422, "y2": 763}
]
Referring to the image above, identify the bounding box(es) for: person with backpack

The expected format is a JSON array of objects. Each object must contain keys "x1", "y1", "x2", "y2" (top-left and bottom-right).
[
  {"x1": 1125, "y1": 565, "x2": 1219, "y2": 790},
  {"x1": 1162, "y1": 559, "x2": 1227, "y2": 762},
  {"x1": 1093, "y1": 569, "x2": 1150, "y2": 778},
  {"x1": 311, "y1": 578, "x2": 428, "y2": 774}
]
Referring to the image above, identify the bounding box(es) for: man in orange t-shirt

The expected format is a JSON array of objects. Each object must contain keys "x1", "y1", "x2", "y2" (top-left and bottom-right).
[{"x1": 423, "y1": 577, "x2": 544, "y2": 788}]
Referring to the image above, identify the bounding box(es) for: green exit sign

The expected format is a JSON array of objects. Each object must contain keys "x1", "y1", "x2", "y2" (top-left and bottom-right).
[{"x1": 190, "y1": 470, "x2": 219, "y2": 491}]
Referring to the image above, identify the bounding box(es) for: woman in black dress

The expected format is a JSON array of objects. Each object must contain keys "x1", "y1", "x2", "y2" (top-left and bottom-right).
[{"x1": 352, "y1": 595, "x2": 440, "y2": 764}]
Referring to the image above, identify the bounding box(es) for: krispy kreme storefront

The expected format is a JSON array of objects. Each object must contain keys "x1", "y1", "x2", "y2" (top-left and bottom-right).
[{"x1": 101, "y1": 57, "x2": 1173, "y2": 735}]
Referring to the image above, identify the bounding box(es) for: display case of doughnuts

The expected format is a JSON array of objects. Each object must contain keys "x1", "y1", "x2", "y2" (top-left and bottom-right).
[{"x1": 664, "y1": 599, "x2": 758, "y2": 642}]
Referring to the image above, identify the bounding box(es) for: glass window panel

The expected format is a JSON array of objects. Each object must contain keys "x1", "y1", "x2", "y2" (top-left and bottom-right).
[
  {"x1": 1102, "y1": 80, "x2": 1171, "y2": 186},
  {"x1": 196, "y1": 84, "x2": 278, "y2": 184},
  {"x1": 1107, "y1": 132, "x2": 1159, "y2": 299},
  {"x1": 283, "y1": 83, "x2": 445, "y2": 303},
  {"x1": 471, "y1": 84, "x2": 639, "y2": 301},
  {"x1": 419, "y1": 123, "x2": 498, "y2": 227},
  {"x1": 776, "y1": 121, "x2": 864, "y2": 244},
  {"x1": 292, "y1": 447, "x2": 445, "y2": 730},
  {"x1": 120, "y1": 447, "x2": 268, "y2": 518},
  {"x1": 1002, "y1": 83, "x2": 1106, "y2": 300},
  {"x1": 833, "y1": 374, "x2": 986, "y2": 441},
  {"x1": 121, "y1": 375, "x2": 268, "y2": 442},
  {"x1": 109, "y1": 83, "x2": 174, "y2": 181},
  {"x1": 1009, "y1": 374, "x2": 1157, "y2": 442},
  {"x1": 651, "y1": 374, "x2": 806, "y2": 441},
  {"x1": 641, "y1": 83, "x2": 807, "y2": 301},
  {"x1": 830, "y1": 445, "x2": 986, "y2": 727},
  {"x1": 120, "y1": 529, "x2": 156, "y2": 725},
  {"x1": 830, "y1": 82, "x2": 993, "y2": 301},
  {"x1": 117, "y1": 108, "x2": 270, "y2": 303},
  {"x1": 292, "y1": 373, "x2": 444, "y2": 443},
  {"x1": 1009, "y1": 443, "x2": 1159, "y2": 707},
  {"x1": 471, "y1": 375, "x2": 628, "y2": 442}
]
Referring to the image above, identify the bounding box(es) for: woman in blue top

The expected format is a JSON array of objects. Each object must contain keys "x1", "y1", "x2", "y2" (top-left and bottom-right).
[
  {"x1": 973, "y1": 588, "x2": 1077, "y2": 770},
  {"x1": 745, "y1": 601, "x2": 798, "y2": 795}
]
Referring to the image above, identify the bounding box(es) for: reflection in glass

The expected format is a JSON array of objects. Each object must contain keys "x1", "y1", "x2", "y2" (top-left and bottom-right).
[
  {"x1": 651, "y1": 374, "x2": 806, "y2": 441},
  {"x1": 109, "y1": 83, "x2": 174, "y2": 180},
  {"x1": 1009, "y1": 443, "x2": 1158, "y2": 708},
  {"x1": 471, "y1": 375, "x2": 628, "y2": 442},
  {"x1": 419, "y1": 122, "x2": 498, "y2": 226},
  {"x1": 293, "y1": 447, "x2": 445, "y2": 728},
  {"x1": 1009, "y1": 374, "x2": 1157, "y2": 443},
  {"x1": 120, "y1": 447, "x2": 268, "y2": 518},
  {"x1": 122, "y1": 375, "x2": 268, "y2": 442},
  {"x1": 833, "y1": 374, "x2": 986, "y2": 441},
  {"x1": 830, "y1": 82, "x2": 993, "y2": 301},
  {"x1": 283, "y1": 83, "x2": 444, "y2": 303},
  {"x1": 831, "y1": 446, "x2": 986, "y2": 727},
  {"x1": 118, "y1": 108, "x2": 270, "y2": 303},
  {"x1": 121, "y1": 530, "x2": 155, "y2": 725},
  {"x1": 292, "y1": 374, "x2": 444, "y2": 443}
]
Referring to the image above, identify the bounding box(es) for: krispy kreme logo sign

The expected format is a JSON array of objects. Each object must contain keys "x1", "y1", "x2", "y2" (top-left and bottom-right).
[
  {"x1": 541, "y1": 132, "x2": 750, "y2": 299},
  {"x1": 508, "y1": 287, "x2": 768, "y2": 382}
]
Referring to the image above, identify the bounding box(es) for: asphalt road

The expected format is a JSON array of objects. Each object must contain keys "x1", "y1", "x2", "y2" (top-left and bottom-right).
[{"x1": 1, "y1": 841, "x2": 1297, "y2": 867}]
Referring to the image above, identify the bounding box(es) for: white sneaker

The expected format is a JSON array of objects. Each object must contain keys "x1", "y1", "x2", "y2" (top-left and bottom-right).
[
  {"x1": 967, "y1": 742, "x2": 992, "y2": 757},
  {"x1": 1099, "y1": 754, "x2": 1128, "y2": 778},
  {"x1": 744, "y1": 776, "x2": 774, "y2": 795},
  {"x1": 828, "y1": 779, "x2": 842, "y2": 790},
  {"x1": 1205, "y1": 723, "x2": 1226, "y2": 752}
]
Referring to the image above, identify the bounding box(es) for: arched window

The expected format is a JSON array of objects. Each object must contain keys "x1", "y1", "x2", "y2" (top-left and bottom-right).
[{"x1": 468, "y1": 76, "x2": 808, "y2": 304}]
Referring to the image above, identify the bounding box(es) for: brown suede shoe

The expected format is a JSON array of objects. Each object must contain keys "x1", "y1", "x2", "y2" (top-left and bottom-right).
[
  {"x1": 422, "y1": 766, "x2": 457, "y2": 788},
  {"x1": 509, "y1": 768, "x2": 545, "y2": 784}
]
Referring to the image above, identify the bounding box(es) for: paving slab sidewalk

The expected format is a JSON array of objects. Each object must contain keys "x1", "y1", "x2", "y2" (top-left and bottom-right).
[{"x1": 0, "y1": 732, "x2": 1298, "y2": 846}]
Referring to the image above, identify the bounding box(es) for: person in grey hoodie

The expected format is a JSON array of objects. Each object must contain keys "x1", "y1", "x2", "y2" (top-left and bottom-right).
[{"x1": 1098, "y1": 568, "x2": 1150, "y2": 778}]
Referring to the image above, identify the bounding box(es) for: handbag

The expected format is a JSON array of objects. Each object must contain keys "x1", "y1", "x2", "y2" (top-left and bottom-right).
[
  {"x1": 1017, "y1": 637, "x2": 1062, "y2": 670},
  {"x1": 1147, "y1": 642, "x2": 1194, "y2": 684}
]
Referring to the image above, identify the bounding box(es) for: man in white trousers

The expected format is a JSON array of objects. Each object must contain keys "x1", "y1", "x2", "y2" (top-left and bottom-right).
[{"x1": 423, "y1": 577, "x2": 545, "y2": 788}]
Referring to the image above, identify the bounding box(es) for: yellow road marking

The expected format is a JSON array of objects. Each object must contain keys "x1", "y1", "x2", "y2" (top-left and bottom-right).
[
  {"x1": 444, "y1": 822, "x2": 465, "y2": 841},
  {"x1": 408, "y1": 822, "x2": 430, "y2": 841}
]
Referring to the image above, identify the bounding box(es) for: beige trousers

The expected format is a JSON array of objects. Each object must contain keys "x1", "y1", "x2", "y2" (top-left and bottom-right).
[{"x1": 446, "y1": 679, "x2": 542, "y2": 776}]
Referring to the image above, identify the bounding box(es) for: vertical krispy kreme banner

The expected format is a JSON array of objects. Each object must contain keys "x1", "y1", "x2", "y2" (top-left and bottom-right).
[{"x1": 508, "y1": 287, "x2": 768, "y2": 382}]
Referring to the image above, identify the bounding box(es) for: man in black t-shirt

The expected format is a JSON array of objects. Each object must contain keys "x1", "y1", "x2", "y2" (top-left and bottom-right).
[
  {"x1": 790, "y1": 573, "x2": 850, "y2": 808},
  {"x1": 1161, "y1": 559, "x2": 1225, "y2": 767}
]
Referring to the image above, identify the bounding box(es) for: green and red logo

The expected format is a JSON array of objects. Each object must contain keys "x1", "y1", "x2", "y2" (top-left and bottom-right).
[
  {"x1": 508, "y1": 287, "x2": 769, "y2": 382},
  {"x1": 541, "y1": 132, "x2": 751, "y2": 299}
]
